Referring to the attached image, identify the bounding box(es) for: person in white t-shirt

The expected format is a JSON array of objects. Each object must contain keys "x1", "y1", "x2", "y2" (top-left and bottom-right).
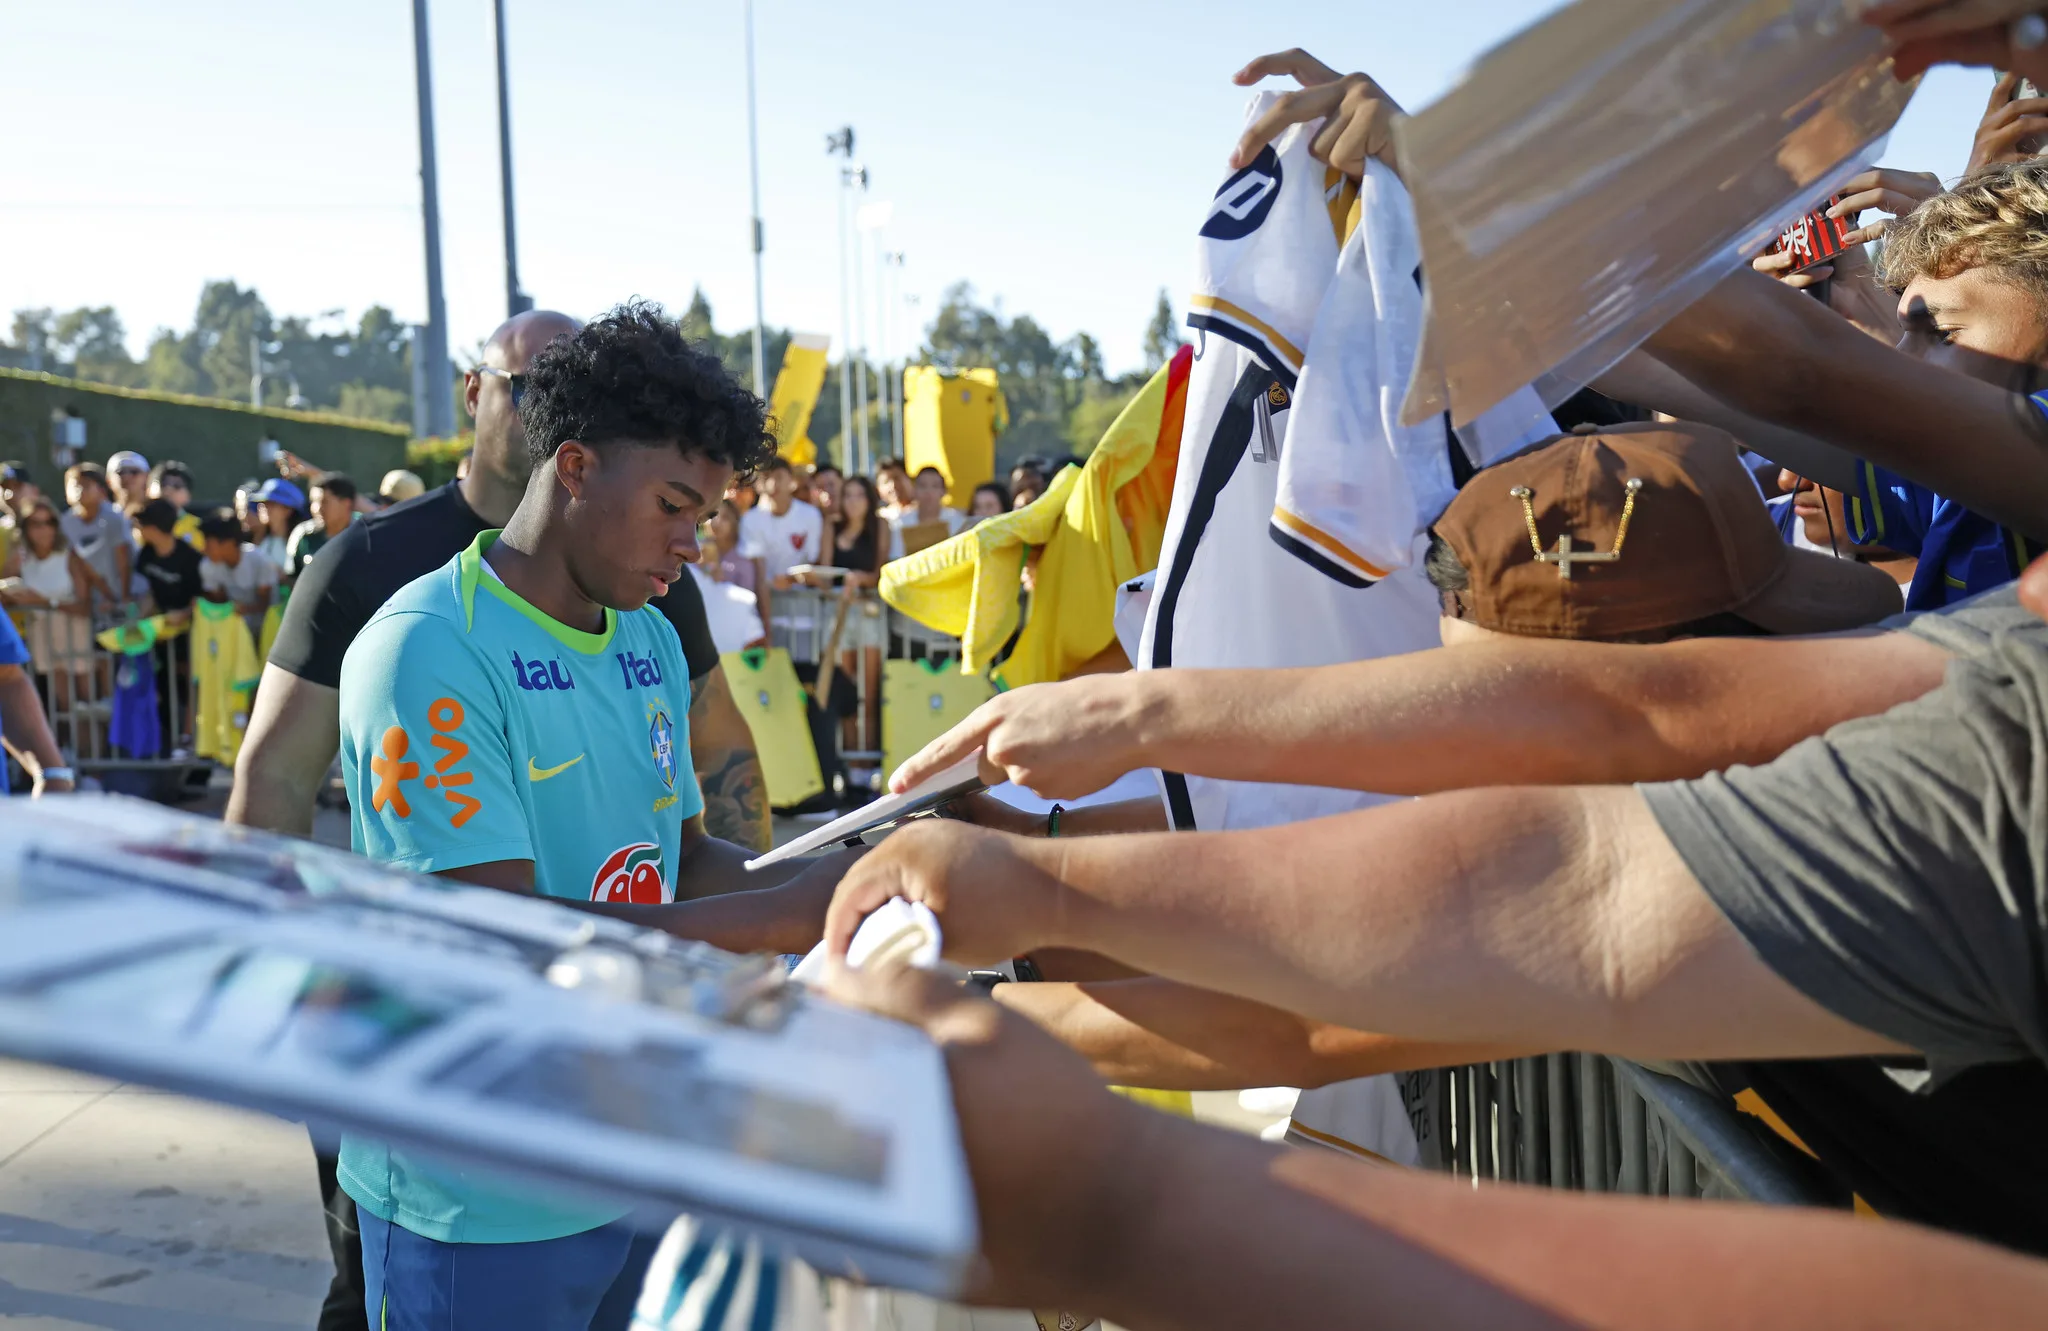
[
  {"x1": 886, "y1": 466, "x2": 967, "y2": 560},
  {"x1": 737, "y1": 458, "x2": 822, "y2": 587},
  {"x1": 196, "y1": 509, "x2": 281, "y2": 637}
]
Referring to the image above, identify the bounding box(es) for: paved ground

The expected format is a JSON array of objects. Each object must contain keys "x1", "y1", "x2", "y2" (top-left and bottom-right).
[
  {"x1": 0, "y1": 1059, "x2": 333, "y2": 1330},
  {"x1": 0, "y1": 780, "x2": 1280, "y2": 1328}
]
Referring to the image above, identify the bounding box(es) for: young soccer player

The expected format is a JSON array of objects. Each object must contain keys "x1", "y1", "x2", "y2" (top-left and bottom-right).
[{"x1": 334, "y1": 302, "x2": 852, "y2": 1329}]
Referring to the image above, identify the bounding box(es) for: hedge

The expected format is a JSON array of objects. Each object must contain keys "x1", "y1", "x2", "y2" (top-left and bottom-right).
[{"x1": 0, "y1": 368, "x2": 410, "y2": 507}]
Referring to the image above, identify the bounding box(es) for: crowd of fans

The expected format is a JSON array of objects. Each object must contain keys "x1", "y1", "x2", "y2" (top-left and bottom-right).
[
  {"x1": 0, "y1": 428, "x2": 449, "y2": 772},
  {"x1": 10, "y1": 4, "x2": 2048, "y2": 1327}
]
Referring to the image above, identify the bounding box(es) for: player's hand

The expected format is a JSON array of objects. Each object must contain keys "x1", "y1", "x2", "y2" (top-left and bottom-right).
[
  {"x1": 1230, "y1": 50, "x2": 1406, "y2": 182},
  {"x1": 824, "y1": 959, "x2": 1155, "y2": 1308},
  {"x1": 889, "y1": 675, "x2": 1149, "y2": 800},
  {"x1": 1864, "y1": 1, "x2": 2048, "y2": 83},
  {"x1": 823, "y1": 820, "x2": 1063, "y2": 967},
  {"x1": 1970, "y1": 71, "x2": 2048, "y2": 169},
  {"x1": 936, "y1": 791, "x2": 1045, "y2": 836}
]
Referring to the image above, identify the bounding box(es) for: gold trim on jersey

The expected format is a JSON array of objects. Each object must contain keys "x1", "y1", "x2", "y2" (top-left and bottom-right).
[
  {"x1": 1187, "y1": 294, "x2": 1306, "y2": 372},
  {"x1": 1272, "y1": 506, "x2": 1392, "y2": 581},
  {"x1": 1324, "y1": 165, "x2": 1362, "y2": 244}
]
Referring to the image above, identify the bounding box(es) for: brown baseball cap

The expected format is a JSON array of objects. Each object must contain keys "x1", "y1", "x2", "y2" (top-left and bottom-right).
[{"x1": 1432, "y1": 422, "x2": 1902, "y2": 640}]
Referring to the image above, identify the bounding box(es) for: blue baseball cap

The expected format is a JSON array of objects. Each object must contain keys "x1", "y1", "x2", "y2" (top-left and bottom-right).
[{"x1": 255, "y1": 478, "x2": 305, "y2": 509}]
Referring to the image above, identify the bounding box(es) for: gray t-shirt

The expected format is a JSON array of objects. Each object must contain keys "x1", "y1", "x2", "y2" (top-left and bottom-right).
[
  {"x1": 1641, "y1": 609, "x2": 2048, "y2": 1077},
  {"x1": 59, "y1": 504, "x2": 130, "y2": 596},
  {"x1": 1885, "y1": 583, "x2": 2028, "y2": 656}
]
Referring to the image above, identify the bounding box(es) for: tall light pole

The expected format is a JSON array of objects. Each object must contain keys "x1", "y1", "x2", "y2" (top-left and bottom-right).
[
  {"x1": 744, "y1": 0, "x2": 767, "y2": 396},
  {"x1": 412, "y1": 0, "x2": 454, "y2": 438},
  {"x1": 882, "y1": 250, "x2": 906, "y2": 458},
  {"x1": 849, "y1": 169, "x2": 872, "y2": 475},
  {"x1": 492, "y1": 0, "x2": 531, "y2": 318},
  {"x1": 826, "y1": 126, "x2": 855, "y2": 472}
]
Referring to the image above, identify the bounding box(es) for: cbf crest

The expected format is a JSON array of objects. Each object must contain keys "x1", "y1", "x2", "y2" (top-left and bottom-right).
[{"x1": 647, "y1": 702, "x2": 677, "y2": 789}]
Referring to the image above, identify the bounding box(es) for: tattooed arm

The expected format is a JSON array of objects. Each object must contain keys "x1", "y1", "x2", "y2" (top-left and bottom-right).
[{"x1": 690, "y1": 664, "x2": 771, "y2": 853}]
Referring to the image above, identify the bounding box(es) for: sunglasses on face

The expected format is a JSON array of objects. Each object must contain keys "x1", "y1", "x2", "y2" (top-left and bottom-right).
[
  {"x1": 478, "y1": 366, "x2": 527, "y2": 409},
  {"x1": 24, "y1": 517, "x2": 55, "y2": 529}
]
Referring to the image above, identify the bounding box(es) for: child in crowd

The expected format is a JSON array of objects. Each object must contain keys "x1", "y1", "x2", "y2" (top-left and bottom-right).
[
  {"x1": 251, "y1": 478, "x2": 305, "y2": 573},
  {"x1": 197, "y1": 509, "x2": 280, "y2": 636},
  {"x1": 147, "y1": 461, "x2": 203, "y2": 545},
  {"x1": 705, "y1": 499, "x2": 761, "y2": 595},
  {"x1": 133, "y1": 499, "x2": 205, "y2": 620},
  {"x1": 285, "y1": 472, "x2": 357, "y2": 582},
  {"x1": 60, "y1": 462, "x2": 131, "y2": 620},
  {"x1": 969, "y1": 481, "x2": 1010, "y2": 523},
  {"x1": 875, "y1": 456, "x2": 913, "y2": 520},
  {"x1": 888, "y1": 466, "x2": 966, "y2": 559}
]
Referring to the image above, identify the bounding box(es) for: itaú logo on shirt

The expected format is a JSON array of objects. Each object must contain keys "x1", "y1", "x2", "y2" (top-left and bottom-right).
[
  {"x1": 591, "y1": 842, "x2": 667, "y2": 904},
  {"x1": 510, "y1": 651, "x2": 575, "y2": 691},
  {"x1": 616, "y1": 649, "x2": 664, "y2": 689}
]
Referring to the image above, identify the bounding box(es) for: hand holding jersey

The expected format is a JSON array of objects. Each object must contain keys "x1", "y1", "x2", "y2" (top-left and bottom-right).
[{"x1": 1229, "y1": 49, "x2": 1406, "y2": 183}]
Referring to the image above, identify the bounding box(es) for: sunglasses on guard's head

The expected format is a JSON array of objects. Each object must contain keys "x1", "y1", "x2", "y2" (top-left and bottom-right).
[{"x1": 478, "y1": 366, "x2": 526, "y2": 409}]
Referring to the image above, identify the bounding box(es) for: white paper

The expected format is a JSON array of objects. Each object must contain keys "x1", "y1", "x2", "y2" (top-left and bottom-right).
[{"x1": 743, "y1": 752, "x2": 986, "y2": 870}]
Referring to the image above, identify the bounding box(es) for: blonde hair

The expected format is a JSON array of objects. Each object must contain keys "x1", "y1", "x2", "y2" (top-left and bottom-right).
[{"x1": 1879, "y1": 159, "x2": 2048, "y2": 296}]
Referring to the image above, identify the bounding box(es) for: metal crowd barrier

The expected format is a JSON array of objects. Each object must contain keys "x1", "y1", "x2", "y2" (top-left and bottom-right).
[
  {"x1": 1420, "y1": 1054, "x2": 1840, "y2": 1206},
  {"x1": 5, "y1": 605, "x2": 207, "y2": 801},
  {"x1": 762, "y1": 584, "x2": 967, "y2": 774}
]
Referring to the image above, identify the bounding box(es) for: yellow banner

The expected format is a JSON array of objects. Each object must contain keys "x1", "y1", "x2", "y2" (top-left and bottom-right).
[{"x1": 768, "y1": 333, "x2": 832, "y2": 466}]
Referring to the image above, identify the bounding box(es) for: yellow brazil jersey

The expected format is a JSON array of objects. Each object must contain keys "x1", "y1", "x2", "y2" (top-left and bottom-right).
[
  {"x1": 258, "y1": 593, "x2": 285, "y2": 662},
  {"x1": 173, "y1": 511, "x2": 203, "y2": 548},
  {"x1": 720, "y1": 647, "x2": 824, "y2": 809},
  {"x1": 881, "y1": 657, "x2": 994, "y2": 785},
  {"x1": 190, "y1": 598, "x2": 261, "y2": 763},
  {"x1": 880, "y1": 347, "x2": 1188, "y2": 688}
]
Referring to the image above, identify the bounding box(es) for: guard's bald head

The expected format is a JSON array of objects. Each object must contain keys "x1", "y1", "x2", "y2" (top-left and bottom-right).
[{"x1": 484, "y1": 310, "x2": 581, "y2": 375}]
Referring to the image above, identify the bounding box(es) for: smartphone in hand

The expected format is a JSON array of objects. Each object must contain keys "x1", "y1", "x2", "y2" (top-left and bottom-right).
[{"x1": 1770, "y1": 194, "x2": 1855, "y2": 274}]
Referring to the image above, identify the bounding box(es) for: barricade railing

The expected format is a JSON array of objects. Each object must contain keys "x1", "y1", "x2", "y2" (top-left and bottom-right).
[
  {"x1": 761, "y1": 584, "x2": 968, "y2": 777},
  {"x1": 4, "y1": 604, "x2": 205, "y2": 800},
  {"x1": 1419, "y1": 1054, "x2": 1839, "y2": 1206}
]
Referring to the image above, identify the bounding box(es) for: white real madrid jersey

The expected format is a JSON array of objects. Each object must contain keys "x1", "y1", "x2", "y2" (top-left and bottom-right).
[
  {"x1": 1271, "y1": 159, "x2": 1556, "y2": 586},
  {"x1": 1139, "y1": 95, "x2": 1444, "y2": 836}
]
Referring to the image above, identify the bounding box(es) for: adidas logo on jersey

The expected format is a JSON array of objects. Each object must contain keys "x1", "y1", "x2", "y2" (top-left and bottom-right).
[{"x1": 1202, "y1": 143, "x2": 1281, "y2": 241}]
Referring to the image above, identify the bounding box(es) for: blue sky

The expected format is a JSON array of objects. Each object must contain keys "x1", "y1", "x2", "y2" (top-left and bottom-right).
[{"x1": 0, "y1": 1, "x2": 2002, "y2": 377}]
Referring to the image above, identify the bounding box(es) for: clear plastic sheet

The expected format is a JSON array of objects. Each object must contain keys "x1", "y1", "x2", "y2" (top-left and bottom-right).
[{"x1": 1397, "y1": 0, "x2": 1919, "y2": 428}]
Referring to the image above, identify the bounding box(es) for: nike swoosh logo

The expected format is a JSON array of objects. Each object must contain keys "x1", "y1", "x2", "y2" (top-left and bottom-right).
[{"x1": 527, "y1": 753, "x2": 585, "y2": 782}]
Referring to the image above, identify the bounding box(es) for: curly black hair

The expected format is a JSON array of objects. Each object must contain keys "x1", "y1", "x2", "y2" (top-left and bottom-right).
[{"x1": 518, "y1": 300, "x2": 778, "y2": 477}]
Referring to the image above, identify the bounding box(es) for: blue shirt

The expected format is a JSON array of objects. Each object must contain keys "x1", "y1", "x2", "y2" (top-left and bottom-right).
[
  {"x1": 1843, "y1": 393, "x2": 2048, "y2": 611},
  {"x1": 0, "y1": 614, "x2": 29, "y2": 795},
  {"x1": 334, "y1": 532, "x2": 701, "y2": 1244}
]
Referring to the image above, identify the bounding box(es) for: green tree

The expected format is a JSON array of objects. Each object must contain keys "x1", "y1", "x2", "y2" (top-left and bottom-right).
[
  {"x1": 919, "y1": 282, "x2": 1117, "y2": 466},
  {"x1": 2, "y1": 308, "x2": 54, "y2": 371},
  {"x1": 189, "y1": 280, "x2": 273, "y2": 402},
  {"x1": 142, "y1": 328, "x2": 201, "y2": 395},
  {"x1": 52, "y1": 307, "x2": 141, "y2": 386},
  {"x1": 679, "y1": 287, "x2": 791, "y2": 401},
  {"x1": 335, "y1": 383, "x2": 411, "y2": 423},
  {"x1": 1143, "y1": 288, "x2": 1185, "y2": 371}
]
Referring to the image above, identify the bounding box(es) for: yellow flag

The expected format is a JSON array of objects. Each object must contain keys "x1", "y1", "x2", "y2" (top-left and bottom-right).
[{"x1": 768, "y1": 333, "x2": 832, "y2": 464}]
